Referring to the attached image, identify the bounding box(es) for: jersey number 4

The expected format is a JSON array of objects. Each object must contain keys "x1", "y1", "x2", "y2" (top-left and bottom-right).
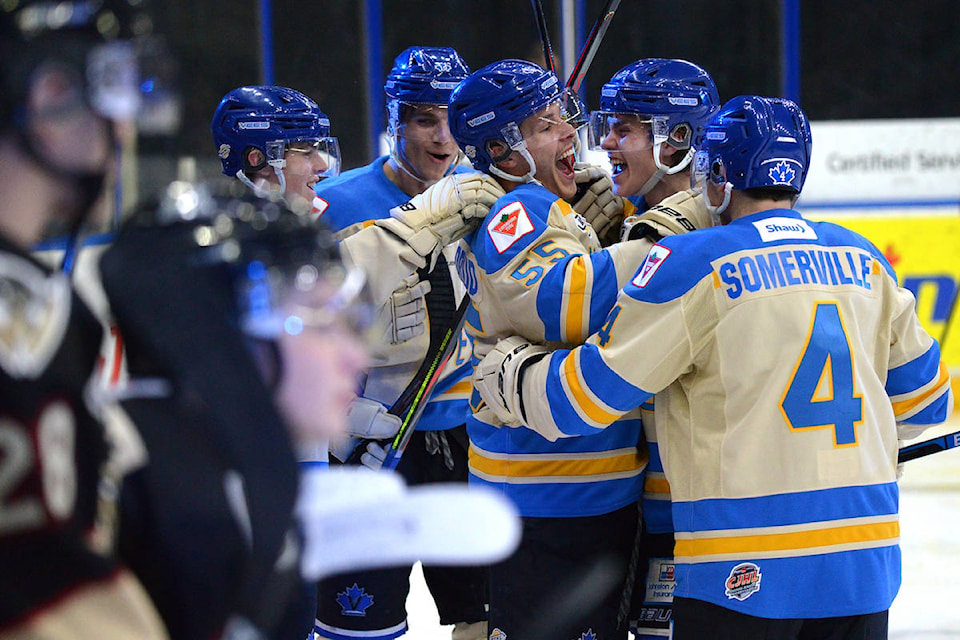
[{"x1": 780, "y1": 302, "x2": 864, "y2": 447}]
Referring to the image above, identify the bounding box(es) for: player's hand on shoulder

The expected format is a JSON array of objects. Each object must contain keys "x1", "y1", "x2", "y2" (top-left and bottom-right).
[
  {"x1": 376, "y1": 172, "x2": 505, "y2": 270},
  {"x1": 621, "y1": 189, "x2": 712, "y2": 243},
  {"x1": 569, "y1": 163, "x2": 625, "y2": 246},
  {"x1": 473, "y1": 336, "x2": 551, "y2": 428}
]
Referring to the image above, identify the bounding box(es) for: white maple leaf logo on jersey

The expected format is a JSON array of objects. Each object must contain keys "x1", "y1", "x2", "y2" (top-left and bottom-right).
[
  {"x1": 632, "y1": 244, "x2": 671, "y2": 288},
  {"x1": 487, "y1": 201, "x2": 534, "y2": 254}
]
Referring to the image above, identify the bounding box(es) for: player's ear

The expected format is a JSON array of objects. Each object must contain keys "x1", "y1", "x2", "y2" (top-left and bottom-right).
[
  {"x1": 488, "y1": 140, "x2": 520, "y2": 172},
  {"x1": 244, "y1": 147, "x2": 267, "y2": 172}
]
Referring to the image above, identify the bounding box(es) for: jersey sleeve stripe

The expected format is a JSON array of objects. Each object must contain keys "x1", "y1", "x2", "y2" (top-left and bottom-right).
[
  {"x1": 560, "y1": 349, "x2": 622, "y2": 427},
  {"x1": 890, "y1": 360, "x2": 951, "y2": 420},
  {"x1": 562, "y1": 256, "x2": 589, "y2": 342}
]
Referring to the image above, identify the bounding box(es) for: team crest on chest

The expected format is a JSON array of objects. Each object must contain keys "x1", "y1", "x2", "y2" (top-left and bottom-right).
[{"x1": 487, "y1": 201, "x2": 534, "y2": 254}]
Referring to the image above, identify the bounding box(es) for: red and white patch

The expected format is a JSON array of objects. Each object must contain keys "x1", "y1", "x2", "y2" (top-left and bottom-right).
[
  {"x1": 632, "y1": 244, "x2": 671, "y2": 288},
  {"x1": 311, "y1": 196, "x2": 329, "y2": 220},
  {"x1": 487, "y1": 201, "x2": 534, "y2": 254}
]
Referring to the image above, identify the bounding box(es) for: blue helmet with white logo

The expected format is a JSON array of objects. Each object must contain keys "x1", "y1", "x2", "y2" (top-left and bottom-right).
[
  {"x1": 595, "y1": 58, "x2": 719, "y2": 151},
  {"x1": 448, "y1": 59, "x2": 563, "y2": 174},
  {"x1": 211, "y1": 86, "x2": 339, "y2": 180},
  {"x1": 701, "y1": 95, "x2": 812, "y2": 194}
]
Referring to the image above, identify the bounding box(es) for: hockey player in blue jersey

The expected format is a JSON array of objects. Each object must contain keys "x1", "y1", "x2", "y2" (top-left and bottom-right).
[
  {"x1": 475, "y1": 95, "x2": 954, "y2": 639},
  {"x1": 312, "y1": 47, "x2": 492, "y2": 640},
  {"x1": 447, "y1": 59, "x2": 716, "y2": 639}
]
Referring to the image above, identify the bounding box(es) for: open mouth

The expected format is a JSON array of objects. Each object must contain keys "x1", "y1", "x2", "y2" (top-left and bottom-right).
[
  {"x1": 428, "y1": 151, "x2": 451, "y2": 163},
  {"x1": 557, "y1": 147, "x2": 576, "y2": 179},
  {"x1": 609, "y1": 155, "x2": 626, "y2": 177}
]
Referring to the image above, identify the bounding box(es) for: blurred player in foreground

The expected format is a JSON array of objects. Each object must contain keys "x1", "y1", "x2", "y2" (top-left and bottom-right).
[
  {"x1": 476, "y1": 95, "x2": 954, "y2": 639},
  {"x1": 0, "y1": 1, "x2": 168, "y2": 637},
  {"x1": 101, "y1": 182, "x2": 518, "y2": 640}
]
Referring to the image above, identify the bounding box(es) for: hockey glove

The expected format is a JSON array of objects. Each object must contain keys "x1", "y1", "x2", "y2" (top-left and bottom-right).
[
  {"x1": 359, "y1": 441, "x2": 389, "y2": 471},
  {"x1": 379, "y1": 272, "x2": 431, "y2": 344},
  {"x1": 328, "y1": 397, "x2": 402, "y2": 463},
  {"x1": 376, "y1": 172, "x2": 505, "y2": 270},
  {"x1": 621, "y1": 189, "x2": 712, "y2": 243},
  {"x1": 474, "y1": 336, "x2": 551, "y2": 427},
  {"x1": 569, "y1": 163, "x2": 625, "y2": 245}
]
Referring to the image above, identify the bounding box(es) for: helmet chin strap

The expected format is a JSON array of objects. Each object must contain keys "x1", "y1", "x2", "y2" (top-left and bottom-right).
[
  {"x1": 235, "y1": 164, "x2": 287, "y2": 199},
  {"x1": 704, "y1": 181, "x2": 733, "y2": 223},
  {"x1": 636, "y1": 142, "x2": 696, "y2": 197},
  {"x1": 489, "y1": 147, "x2": 540, "y2": 186}
]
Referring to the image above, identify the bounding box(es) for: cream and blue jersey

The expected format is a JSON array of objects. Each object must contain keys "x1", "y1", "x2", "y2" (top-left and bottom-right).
[
  {"x1": 457, "y1": 182, "x2": 656, "y2": 518},
  {"x1": 315, "y1": 156, "x2": 472, "y2": 430},
  {"x1": 512, "y1": 208, "x2": 953, "y2": 617}
]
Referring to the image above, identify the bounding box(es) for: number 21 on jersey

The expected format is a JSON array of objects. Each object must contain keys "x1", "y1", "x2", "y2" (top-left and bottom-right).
[{"x1": 780, "y1": 301, "x2": 864, "y2": 447}]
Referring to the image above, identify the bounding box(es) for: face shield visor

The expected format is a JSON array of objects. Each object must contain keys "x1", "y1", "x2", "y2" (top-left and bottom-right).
[{"x1": 265, "y1": 137, "x2": 341, "y2": 179}]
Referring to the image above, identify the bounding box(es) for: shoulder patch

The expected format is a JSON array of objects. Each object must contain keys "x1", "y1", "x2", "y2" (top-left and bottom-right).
[
  {"x1": 0, "y1": 253, "x2": 71, "y2": 379},
  {"x1": 752, "y1": 216, "x2": 817, "y2": 242},
  {"x1": 632, "y1": 244, "x2": 671, "y2": 288},
  {"x1": 487, "y1": 201, "x2": 535, "y2": 254},
  {"x1": 311, "y1": 196, "x2": 329, "y2": 220}
]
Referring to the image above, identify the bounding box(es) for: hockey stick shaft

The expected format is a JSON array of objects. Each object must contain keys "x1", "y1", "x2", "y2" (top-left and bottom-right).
[
  {"x1": 530, "y1": 0, "x2": 558, "y2": 75},
  {"x1": 566, "y1": 0, "x2": 622, "y2": 93},
  {"x1": 381, "y1": 298, "x2": 469, "y2": 470},
  {"x1": 898, "y1": 428, "x2": 960, "y2": 463}
]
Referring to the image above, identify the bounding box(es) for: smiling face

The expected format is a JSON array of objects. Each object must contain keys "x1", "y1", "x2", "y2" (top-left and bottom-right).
[
  {"x1": 394, "y1": 103, "x2": 459, "y2": 184},
  {"x1": 282, "y1": 141, "x2": 331, "y2": 208},
  {"x1": 517, "y1": 101, "x2": 578, "y2": 199},
  {"x1": 599, "y1": 113, "x2": 657, "y2": 197}
]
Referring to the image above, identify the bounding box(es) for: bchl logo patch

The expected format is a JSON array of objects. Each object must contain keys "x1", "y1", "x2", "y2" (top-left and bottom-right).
[
  {"x1": 752, "y1": 216, "x2": 817, "y2": 242},
  {"x1": 724, "y1": 562, "x2": 762, "y2": 601},
  {"x1": 217, "y1": 143, "x2": 230, "y2": 159},
  {"x1": 336, "y1": 583, "x2": 374, "y2": 616},
  {"x1": 490, "y1": 628, "x2": 508, "y2": 640},
  {"x1": 487, "y1": 201, "x2": 534, "y2": 254},
  {"x1": 632, "y1": 244, "x2": 671, "y2": 288}
]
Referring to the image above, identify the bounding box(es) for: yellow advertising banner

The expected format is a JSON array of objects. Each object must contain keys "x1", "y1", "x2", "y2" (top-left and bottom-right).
[{"x1": 809, "y1": 212, "x2": 960, "y2": 389}]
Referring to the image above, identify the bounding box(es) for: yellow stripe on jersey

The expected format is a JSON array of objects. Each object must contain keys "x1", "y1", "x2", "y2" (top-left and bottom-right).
[
  {"x1": 563, "y1": 256, "x2": 588, "y2": 342},
  {"x1": 674, "y1": 516, "x2": 899, "y2": 563},
  {"x1": 469, "y1": 444, "x2": 646, "y2": 482},
  {"x1": 890, "y1": 361, "x2": 951, "y2": 417},
  {"x1": 556, "y1": 199, "x2": 575, "y2": 216},
  {"x1": 434, "y1": 379, "x2": 472, "y2": 401},
  {"x1": 560, "y1": 349, "x2": 622, "y2": 426},
  {"x1": 643, "y1": 472, "x2": 671, "y2": 497}
]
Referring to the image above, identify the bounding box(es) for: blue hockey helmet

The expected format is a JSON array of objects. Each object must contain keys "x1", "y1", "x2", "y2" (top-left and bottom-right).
[
  {"x1": 699, "y1": 95, "x2": 812, "y2": 194},
  {"x1": 211, "y1": 86, "x2": 340, "y2": 183},
  {"x1": 592, "y1": 58, "x2": 719, "y2": 151},
  {"x1": 384, "y1": 46, "x2": 471, "y2": 110},
  {"x1": 448, "y1": 59, "x2": 565, "y2": 176}
]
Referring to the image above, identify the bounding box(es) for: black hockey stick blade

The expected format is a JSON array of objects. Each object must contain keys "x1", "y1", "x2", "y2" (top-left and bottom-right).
[
  {"x1": 530, "y1": 0, "x2": 558, "y2": 75},
  {"x1": 380, "y1": 298, "x2": 470, "y2": 470},
  {"x1": 898, "y1": 428, "x2": 960, "y2": 463},
  {"x1": 566, "y1": 0, "x2": 622, "y2": 93}
]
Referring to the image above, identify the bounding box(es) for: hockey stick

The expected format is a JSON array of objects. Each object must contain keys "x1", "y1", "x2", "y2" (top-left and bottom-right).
[
  {"x1": 566, "y1": 0, "x2": 622, "y2": 93},
  {"x1": 379, "y1": 297, "x2": 469, "y2": 470},
  {"x1": 530, "y1": 0, "x2": 558, "y2": 75},
  {"x1": 898, "y1": 429, "x2": 960, "y2": 463}
]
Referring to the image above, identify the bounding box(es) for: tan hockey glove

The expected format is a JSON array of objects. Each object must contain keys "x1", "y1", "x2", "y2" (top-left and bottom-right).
[
  {"x1": 375, "y1": 172, "x2": 505, "y2": 270},
  {"x1": 620, "y1": 189, "x2": 712, "y2": 243},
  {"x1": 378, "y1": 272, "x2": 431, "y2": 345},
  {"x1": 569, "y1": 163, "x2": 625, "y2": 245},
  {"x1": 474, "y1": 336, "x2": 551, "y2": 427}
]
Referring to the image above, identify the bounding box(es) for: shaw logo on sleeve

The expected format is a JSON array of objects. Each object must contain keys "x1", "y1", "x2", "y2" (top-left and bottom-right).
[
  {"x1": 632, "y1": 244, "x2": 671, "y2": 288},
  {"x1": 487, "y1": 201, "x2": 534, "y2": 254},
  {"x1": 752, "y1": 216, "x2": 817, "y2": 242}
]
